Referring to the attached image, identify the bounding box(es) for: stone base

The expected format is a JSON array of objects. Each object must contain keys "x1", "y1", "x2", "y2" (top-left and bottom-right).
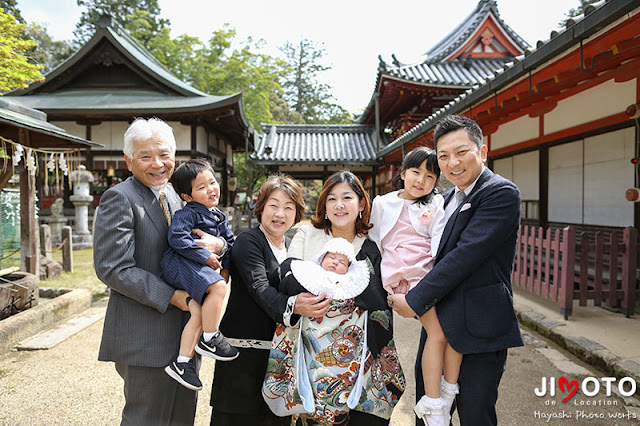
[
  {"x1": 0, "y1": 288, "x2": 91, "y2": 354},
  {"x1": 0, "y1": 272, "x2": 39, "y2": 320},
  {"x1": 72, "y1": 233, "x2": 93, "y2": 250},
  {"x1": 40, "y1": 256, "x2": 62, "y2": 280}
]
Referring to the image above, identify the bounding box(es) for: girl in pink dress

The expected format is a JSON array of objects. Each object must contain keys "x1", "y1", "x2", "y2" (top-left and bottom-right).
[{"x1": 370, "y1": 147, "x2": 461, "y2": 426}]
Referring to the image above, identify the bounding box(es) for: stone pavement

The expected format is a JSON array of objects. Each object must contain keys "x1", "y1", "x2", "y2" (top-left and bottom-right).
[
  {"x1": 513, "y1": 287, "x2": 640, "y2": 386},
  {"x1": 0, "y1": 287, "x2": 638, "y2": 425}
]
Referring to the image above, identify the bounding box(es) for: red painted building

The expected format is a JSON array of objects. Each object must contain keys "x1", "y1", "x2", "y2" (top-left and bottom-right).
[{"x1": 381, "y1": 0, "x2": 639, "y2": 232}]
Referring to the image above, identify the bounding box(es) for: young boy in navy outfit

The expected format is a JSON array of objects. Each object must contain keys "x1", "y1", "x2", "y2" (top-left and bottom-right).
[{"x1": 161, "y1": 158, "x2": 238, "y2": 391}]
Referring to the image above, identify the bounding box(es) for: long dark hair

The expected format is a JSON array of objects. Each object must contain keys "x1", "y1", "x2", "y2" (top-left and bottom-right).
[
  {"x1": 392, "y1": 147, "x2": 440, "y2": 206},
  {"x1": 311, "y1": 170, "x2": 372, "y2": 236}
]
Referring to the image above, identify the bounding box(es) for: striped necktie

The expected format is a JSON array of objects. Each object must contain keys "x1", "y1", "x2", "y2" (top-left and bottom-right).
[{"x1": 159, "y1": 190, "x2": 172, "y2": 226}]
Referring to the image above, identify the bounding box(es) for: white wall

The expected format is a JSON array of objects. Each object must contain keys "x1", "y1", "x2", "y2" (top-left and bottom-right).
[
  {"x1": 545, "y1": 79, "x2": 636, "y2": 135},
  {"x1": 513, "y1": 151, "x2": 539, "y2": 200},
  {"x1": 492, "y1": 157, "x2": 512, "y2": 180},
  {"x1": 91, "y1": 121, "x2": 129, "y2": 151},
  {"x1": 583, "y1": 127, "x2": 635, "y2": 226},
  {"x1": 50, "y1": 121, "x2": 85, "y2": 139},
  {"x1": 548, "y1": 127, "x2": 635, "y2": 227},
  {"x1": 196, "y1": 126, "x2": 207, "y2": 154},
  {"x1": 549, "y1": 140, "x2": 583, "y2": 223},
  {"x1": 492, "y1": 151, "x2": 539, "y2": 200},
  {"x1": 491, "y1": 115, "x2": 539, "y2": 150},
  {"x1": 167, "y1": 121, "x2": 190, "y2": 151}
]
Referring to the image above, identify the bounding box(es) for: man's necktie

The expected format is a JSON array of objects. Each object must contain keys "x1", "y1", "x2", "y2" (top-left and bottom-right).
[
  {"x1": 456, "y1": 190, "x2": 466, "y2": 208},
  {"x1": 159, "y1": 190, "x2": 172, "y2": 226}
]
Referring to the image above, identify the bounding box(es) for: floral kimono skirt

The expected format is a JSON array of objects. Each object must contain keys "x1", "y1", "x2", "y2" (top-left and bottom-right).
[{"x1": 262, "y1": 299, "x2": 403, "y2": 425}]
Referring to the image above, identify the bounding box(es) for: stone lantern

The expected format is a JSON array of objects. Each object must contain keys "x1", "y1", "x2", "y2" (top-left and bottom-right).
[{"x1": 69, "y1": 164, "x2": 94, "y2": 249}]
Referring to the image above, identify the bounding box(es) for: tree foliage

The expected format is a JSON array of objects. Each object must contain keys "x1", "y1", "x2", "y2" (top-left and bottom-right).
[
  {"x1": 141, "y1": 24, "x2": 288, "y2": 129},
  {"x1": 0, "y1": 8, "x2": 44, "y2": 92},
  {"x1": 232, "y1": 152, "x2": 266, "y2": 200},
  {"x1": 559, "y1": 0, "x2": 601, "y2": 27},
  {"x1": 0, "y1": 0, "x2": 22, "y2": 23},
  {"x1": 74, "y1": 0, "x2": 168, "y2": 47},
  {"x1": 279, "y1": 39, "x2": 353, "y2": 124},
  {"x1": 24, "y1": 23, "x2": 75, "y2": 73}
]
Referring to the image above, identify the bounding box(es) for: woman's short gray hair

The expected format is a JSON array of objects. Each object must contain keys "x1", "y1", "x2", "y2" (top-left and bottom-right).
[{"x1": 123, "y1": 118, "x2": 177, "y2": 158}]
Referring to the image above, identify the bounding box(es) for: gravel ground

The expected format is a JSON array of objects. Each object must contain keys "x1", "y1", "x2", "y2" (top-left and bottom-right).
[{"x1": 0, "y1": 300, "x2": 420, "y2": 426}]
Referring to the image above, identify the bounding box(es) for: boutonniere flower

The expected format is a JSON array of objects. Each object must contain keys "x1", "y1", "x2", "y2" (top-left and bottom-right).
[{"x1": 419, "y1": 207, "x2": 434, "y2": 225}]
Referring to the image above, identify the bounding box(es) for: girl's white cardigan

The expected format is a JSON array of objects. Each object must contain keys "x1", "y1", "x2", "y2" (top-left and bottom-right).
[{"x1": 369, "y1": 190, "x2": 446, "y2": 257}]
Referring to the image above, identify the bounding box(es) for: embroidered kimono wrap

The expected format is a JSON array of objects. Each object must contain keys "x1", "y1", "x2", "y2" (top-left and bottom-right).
[{"x1": 263, "y1": 257, "x2": 405, "y2": 425}]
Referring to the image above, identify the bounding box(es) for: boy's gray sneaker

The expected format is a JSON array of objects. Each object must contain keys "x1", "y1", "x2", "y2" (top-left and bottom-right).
[{"x1": 195, "y1": 332, "x2": 239, "y2": 361}]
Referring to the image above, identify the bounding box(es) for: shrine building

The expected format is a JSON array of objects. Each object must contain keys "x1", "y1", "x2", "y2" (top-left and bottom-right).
[{"x1": 4, "y1": 15, "x2": 255, "y2": 209}]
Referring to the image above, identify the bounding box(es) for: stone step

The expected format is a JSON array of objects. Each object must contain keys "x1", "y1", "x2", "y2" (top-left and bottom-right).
[{"x1": 15, "y1": 309, "x2": 104, "y2": 351}]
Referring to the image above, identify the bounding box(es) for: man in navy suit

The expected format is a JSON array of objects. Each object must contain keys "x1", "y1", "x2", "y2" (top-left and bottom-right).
[{"x1": 388, "y1": 115, "x2": 523, "y2": 425}]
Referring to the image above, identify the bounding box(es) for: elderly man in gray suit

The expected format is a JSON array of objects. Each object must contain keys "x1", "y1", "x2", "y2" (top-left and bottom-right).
[{"x1": 94, "y1": 118, "x2": 224, "y2": 425}]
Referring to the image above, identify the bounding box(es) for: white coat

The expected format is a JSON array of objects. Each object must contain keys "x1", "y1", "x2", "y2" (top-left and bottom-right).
[{"x1": 369, "y1": 190, "x2": 446, "y2": 258}]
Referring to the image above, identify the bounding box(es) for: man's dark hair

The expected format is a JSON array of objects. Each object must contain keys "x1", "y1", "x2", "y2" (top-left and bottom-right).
[
  {"x1": 433, "y1": 115, "x2": 483, "y2": 150},
  {"x1": 170, "y1": 158, "x2": 214, "y2": 197}
]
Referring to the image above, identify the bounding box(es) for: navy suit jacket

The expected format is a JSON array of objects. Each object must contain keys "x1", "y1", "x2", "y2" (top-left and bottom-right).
[{"x1": 406, "y1": 167, "x2": 524, "y2": 354}]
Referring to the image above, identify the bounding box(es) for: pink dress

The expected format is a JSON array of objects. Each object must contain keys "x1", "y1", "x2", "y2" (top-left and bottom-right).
[{"x1": 381, "y1": 200, "x2": 434, "y2": 295}]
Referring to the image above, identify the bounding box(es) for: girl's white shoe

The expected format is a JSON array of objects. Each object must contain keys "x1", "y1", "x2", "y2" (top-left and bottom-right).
[{"x1": 414, "y1": 395, "x2": 447, "y2": 426}]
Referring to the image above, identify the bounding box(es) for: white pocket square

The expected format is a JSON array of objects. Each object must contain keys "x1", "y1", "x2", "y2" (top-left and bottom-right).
[{"x1": 460, "y1": 203, "x2": 471, "y2": 212}]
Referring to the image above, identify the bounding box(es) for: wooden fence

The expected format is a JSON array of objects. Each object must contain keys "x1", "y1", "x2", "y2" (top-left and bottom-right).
[{"x1": 512, "y1": 225, "x2": 638, "y2": 319}]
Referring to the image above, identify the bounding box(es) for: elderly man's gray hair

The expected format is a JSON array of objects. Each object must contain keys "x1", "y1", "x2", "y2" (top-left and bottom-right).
[{"x1": 123, "y1": 118, "x2": 177, "y2": 158}]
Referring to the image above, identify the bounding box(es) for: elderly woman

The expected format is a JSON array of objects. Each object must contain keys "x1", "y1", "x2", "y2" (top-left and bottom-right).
[
  {"x1": 288, "y1": 170, "x2": 405, "y2": 426},
  {"x1": 210, "y1": 174, "x2": 330, "y2": 426}
]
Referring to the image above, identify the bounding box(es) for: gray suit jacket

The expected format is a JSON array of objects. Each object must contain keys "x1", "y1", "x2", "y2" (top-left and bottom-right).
[{"x1": 94, "y1": 176, "x2": 186, "y2": 367}]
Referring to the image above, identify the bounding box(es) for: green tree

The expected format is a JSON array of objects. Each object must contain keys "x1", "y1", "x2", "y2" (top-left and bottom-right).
[
  {"x1": 269, "y1": 91, "x2": 304, "y2": 124},
  {"x1": 74, "y1": 0, "x2": 168, "y2": 47},
  {"x1": 0, "y1": 0, "x2": 22, "y2": 23},
  {"x1": 0, "y1": 8, "x2": 44, "y2": 92},
  {"x1": 24, "y1": 23, "x2": 75, "y2": 73},
  {"x1": 143, "y1": 24, "x2": 287, "y2": 129},
  {"x1": 233, "y1": 152, "x2": 266, "y2": 202},
  {"x1": 559, "y1": 0, "x2": 600, "y2": 27},
  {"x1": 279, "y1": 38, "x2": 353, "y2": 124}
]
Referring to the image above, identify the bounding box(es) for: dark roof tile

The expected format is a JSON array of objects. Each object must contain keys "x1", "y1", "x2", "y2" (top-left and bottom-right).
[{"x1": 252, "y1": 124, "x2": 378, "y2": 164}]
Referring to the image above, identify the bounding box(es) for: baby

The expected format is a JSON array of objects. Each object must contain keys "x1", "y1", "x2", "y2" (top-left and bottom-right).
[{"x1": 263, "y1": 238, "x2": 403, "y2": 424}]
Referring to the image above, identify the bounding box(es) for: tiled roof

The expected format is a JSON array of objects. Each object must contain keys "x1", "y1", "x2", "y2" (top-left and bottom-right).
[
  {"x1": 3, "y1": 90, "x2": 242, "y2": 113},
  {"x1": 424, "y1": 0, "x2": 529, "y2": 62},
  {"x1": 0, "y1": 99, "x2": 101, "y2": 148},
  {"x1": 252, "y1": 124, "x2": 379, "y2": 164},
  {"x1": 379, "y1": 0, "x2": 630, "y2": 157},
  {"x1": 386, "y1": 58, "x2": 509, "y2": 87},
  {"x1": 103, "y1": 21, "x2": 209, "y2": 97},
  {"x1": 9, "y1": 17, "x2": 207, "y2": 98},
  {"x1": 5, "y1": 16, "x2": 253, "y2": 149}
]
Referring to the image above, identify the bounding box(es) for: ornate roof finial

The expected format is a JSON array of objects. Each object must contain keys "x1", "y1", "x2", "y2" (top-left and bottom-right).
[
  {"x1": 377, "y1": 55, "x2": 388, "y2": 73},
  {"x1": 97, "y1": 14, "x2": 115, "y2": 29}
]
